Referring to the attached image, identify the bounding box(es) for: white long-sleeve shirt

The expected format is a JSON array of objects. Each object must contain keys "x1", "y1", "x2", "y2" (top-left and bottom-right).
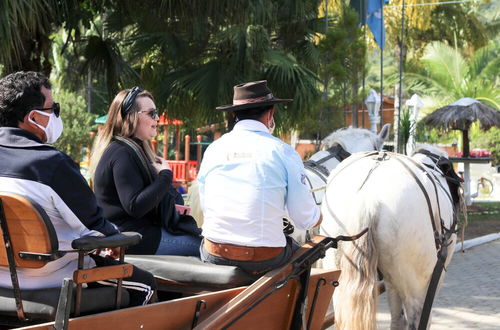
[{"x1": 197, "y1": 120, "x2": 320, "y2": 247}]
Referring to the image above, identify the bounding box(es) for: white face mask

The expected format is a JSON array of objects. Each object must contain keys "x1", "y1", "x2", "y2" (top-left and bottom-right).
[{"x1": 28, "y1": 110, "x2": 64, "y2": 143}]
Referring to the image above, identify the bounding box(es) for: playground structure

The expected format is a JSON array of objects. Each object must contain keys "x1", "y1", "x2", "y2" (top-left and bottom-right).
[{"x1": 151, "y1": 115, "x2": 206, "y2": 184}]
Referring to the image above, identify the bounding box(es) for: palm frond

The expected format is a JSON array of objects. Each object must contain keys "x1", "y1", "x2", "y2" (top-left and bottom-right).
[
  {"x1": 80, "y1": 35, "x2": 139, "y2": 99},
  {"x1": 264, "y1": 50, "x2": 320, "y2": 126}
]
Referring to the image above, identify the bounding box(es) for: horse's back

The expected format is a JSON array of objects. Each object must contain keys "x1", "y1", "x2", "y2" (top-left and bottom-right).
[{"x1": 321, "y1": 153, "x2": 452, "y2": 267}]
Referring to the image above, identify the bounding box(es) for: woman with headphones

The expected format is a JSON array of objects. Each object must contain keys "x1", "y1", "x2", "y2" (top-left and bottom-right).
[{"x1": 90, "y1": 87, "x2": 201, "y2": 256}]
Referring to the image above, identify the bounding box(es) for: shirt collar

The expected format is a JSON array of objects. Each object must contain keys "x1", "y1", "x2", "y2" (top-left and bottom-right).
[
  {"x1": 233, "y1": 119, "x2": 269, "y2": 133},
  {"x1": 0, "y1": 127, "x2": 48, "y2": 148}
]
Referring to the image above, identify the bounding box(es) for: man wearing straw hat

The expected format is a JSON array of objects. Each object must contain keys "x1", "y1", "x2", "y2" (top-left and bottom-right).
[{"x1": 197, "y1": 80, "x2": 321, "y2": 276}]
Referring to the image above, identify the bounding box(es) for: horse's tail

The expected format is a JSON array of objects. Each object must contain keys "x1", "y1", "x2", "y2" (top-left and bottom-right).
[
  {"x1": 334, "y1": 199, "x2": 379, "y2": 330},
  {"x1": 186, "y1": 181, "x2": 204, "y2": 226}
]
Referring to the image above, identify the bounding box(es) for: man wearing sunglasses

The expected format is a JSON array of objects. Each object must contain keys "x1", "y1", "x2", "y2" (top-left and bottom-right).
[{"x1": 0, "y1": 71, "x2": 156, "y2": 306}]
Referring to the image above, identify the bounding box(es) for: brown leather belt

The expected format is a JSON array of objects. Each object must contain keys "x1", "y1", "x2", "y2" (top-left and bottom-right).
[{"x1": 203, "y1": 239, "x2": 283, "y2": 261}]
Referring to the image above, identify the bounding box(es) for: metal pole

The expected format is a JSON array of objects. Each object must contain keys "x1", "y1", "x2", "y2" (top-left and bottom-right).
[
  {"x1": 397, "y1": 0, "x2": 406, "y2": 153},
  {"x1": 380, "y1": 0, "x2": 384, "y2": 130},
  {"x1": 362, "y1": 0, "x2": 367, "y2": 129},
  {"x1": 87, "y1": 67, "x2": 92, "y2": 113},
  {"x1": 316, "y1": 0, "x2": 329, "y2": 148}
]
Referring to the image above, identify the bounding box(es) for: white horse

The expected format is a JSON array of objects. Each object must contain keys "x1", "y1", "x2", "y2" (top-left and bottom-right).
[
  {"x1": 321, "y1": 145, "x2": 460, "y2": 330},
  {"x1": 188, "y1": 125, "x2": 390, "y2": 228},
  {"x1": 304, "y1": 124, "x2": 390, "y2": 206}
]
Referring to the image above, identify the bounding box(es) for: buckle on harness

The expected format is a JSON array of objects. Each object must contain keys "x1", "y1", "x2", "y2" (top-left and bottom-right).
[{"x1": 372, "y1": 151, "x2": 390, "y2": 162}]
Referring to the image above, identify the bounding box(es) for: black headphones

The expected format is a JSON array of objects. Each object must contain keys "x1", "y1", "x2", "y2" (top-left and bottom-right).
[{"x1": 120, "y1": 86, "x2": 143, "y2": 117}]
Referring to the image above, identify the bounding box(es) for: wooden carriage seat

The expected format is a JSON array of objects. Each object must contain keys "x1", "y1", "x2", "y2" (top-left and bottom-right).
[
  {"x1": 0, "y1": 193, "x2": 141, "y2": 324},
  {"x1": 125, "y1": 255, "x2": 256, "y2": 294}
]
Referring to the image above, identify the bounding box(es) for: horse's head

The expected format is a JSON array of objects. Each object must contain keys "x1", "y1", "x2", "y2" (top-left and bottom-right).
[
  {"x1": 321, "y1": 124, "x2": 390, "y2": 154},
  {"x1": 412, "y1": 143, "x2": 449, "y2": 159}
]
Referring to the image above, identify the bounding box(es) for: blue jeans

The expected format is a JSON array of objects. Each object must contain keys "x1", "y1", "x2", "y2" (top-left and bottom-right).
[
  {"x1": 200, "y1": 236, "x2": 300, "y2": 277},
  {"x1": 155, "y1": 228, "x2": 201, "y2": 256}
]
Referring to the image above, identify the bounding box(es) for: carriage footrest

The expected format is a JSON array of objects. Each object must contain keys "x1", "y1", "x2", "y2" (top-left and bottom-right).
[{"x1": 124, "y1": 255, "x2": 255, "y2": 293}]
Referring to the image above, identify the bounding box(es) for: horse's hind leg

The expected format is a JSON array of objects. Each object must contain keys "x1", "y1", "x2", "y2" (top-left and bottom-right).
[
  {"x1": 402, "y1": 298, "x2": 425, "y2": 330},
  {"x1": 386, "y1": 283, "x2": 406, "y2": 330}
]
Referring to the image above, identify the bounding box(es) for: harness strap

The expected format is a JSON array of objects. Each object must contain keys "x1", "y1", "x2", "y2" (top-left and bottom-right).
[
  {"x1": 303, "y1": 161, "x2": 329, "y2": 182},
  {"x1": 418, "y1": 233, "x2": 449, "y2": 330},
  {"x1": 403, "y1": 155, "x2": 458, "y2": 237},
  {"x1": 303, "y1": 144, "x2": 352, "y2": 182},
  {"x1": 304, "y1": 174, "x2": 322, "y2": 205},
  {"x1": 392, "y1": 157, "x2": 439, "y2": 246},
  {"x1": 304, "y1": 144, "x2": 353, "y2": 204}
]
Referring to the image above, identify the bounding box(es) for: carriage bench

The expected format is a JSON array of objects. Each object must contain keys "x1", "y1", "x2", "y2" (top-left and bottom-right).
[{"x1": 124, "y1": 255, "x2": 256, "y2": 294}]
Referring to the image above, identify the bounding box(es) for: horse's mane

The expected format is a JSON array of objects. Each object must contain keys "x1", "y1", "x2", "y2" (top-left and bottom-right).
[
  {"x1": 412, "y1": 143, "x2": 449, "y2": 158},
  {"x1": 321, "y1": 127, "x2": 379, "y2": 149}
]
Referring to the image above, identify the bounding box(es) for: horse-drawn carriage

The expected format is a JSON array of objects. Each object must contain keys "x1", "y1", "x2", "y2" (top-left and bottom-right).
[
  {"x1": 0, "y1": 192, "x2": 368, "y2": 329},
  {"x1": 1, "y1": 126, "x2": 463, "y2": 330}
]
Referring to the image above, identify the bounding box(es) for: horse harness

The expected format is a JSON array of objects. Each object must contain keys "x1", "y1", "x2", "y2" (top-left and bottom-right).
[
  {"x1": 334, "y1": 150, "x2": 461, "y2": 330},
  {"x1": 303, "y1": 144, "x2": 351, "y2": 205}
]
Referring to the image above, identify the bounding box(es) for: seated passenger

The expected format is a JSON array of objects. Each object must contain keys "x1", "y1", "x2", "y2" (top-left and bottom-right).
[
  {"x1": 197, "y1": 80, "x2": 322, "y2": 277},
  {"x1": 90, "y1": 87, "x2": 201, "y2": 256},
  {"x1": 0, "y1": 71, "x2": 156, "y2": 306}
]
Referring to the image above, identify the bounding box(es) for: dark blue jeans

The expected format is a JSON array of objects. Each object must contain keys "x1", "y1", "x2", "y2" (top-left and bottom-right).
[
  {"x1": 200, "y1": 236, "x2": 300, "y2": 277},
  {"x1": 155, "y1": 228, "x2": 201, "y2": 256}
]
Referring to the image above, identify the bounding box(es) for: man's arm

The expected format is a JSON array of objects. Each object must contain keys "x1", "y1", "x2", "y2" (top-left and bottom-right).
[{"x1": 282, "y1": 146, "x2": 321, "y2": 230}]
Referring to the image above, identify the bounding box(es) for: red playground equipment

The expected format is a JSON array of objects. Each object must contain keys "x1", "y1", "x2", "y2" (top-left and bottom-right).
[{"x1": 151, "y1": 115, "x2": 205, "y2": 183}]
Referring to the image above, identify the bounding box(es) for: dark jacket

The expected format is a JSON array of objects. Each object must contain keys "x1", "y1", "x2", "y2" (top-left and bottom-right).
[
  {"x1": 93, "y1": 138, "x2": 178, "y2": 254},
  {"x1": 0, "y1": 127, "x2": 119, "y2": 288}
]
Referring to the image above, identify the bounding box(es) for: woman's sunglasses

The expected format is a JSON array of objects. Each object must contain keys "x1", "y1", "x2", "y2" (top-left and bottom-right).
[
  {"x1": 139, "y1": 109, "x2": 159, "y2": 119},
  {"x1": 34, "y1": 103, "x2": 60, "y2": 117}
]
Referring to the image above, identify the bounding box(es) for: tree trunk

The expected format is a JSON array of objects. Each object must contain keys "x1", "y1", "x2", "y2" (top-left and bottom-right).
[{"x1": 352, "y1": 82, "x2": 359, "y2": 128}]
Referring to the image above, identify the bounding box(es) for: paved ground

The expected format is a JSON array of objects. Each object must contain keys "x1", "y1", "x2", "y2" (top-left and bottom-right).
[{"x1": 377, "y1": 239, "x2": 500, "y2": 329}]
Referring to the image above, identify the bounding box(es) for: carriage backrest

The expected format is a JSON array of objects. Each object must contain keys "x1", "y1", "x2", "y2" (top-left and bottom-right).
[{"x1": 0, "y1": 193, "x2": 60, "y2": 269}]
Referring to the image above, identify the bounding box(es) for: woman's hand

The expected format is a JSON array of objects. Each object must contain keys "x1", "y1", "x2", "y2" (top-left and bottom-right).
[
  {"x1": 153, "y1": 157, "x2": 171, "y2": 173},
  {"x1": 94, "y1": 247, "x2": 121, "y2": 259}
]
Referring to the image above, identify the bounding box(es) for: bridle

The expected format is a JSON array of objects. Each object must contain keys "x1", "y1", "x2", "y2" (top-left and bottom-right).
[{"x1": 303, "y1": 144, "x2": 351, "y2": 204}]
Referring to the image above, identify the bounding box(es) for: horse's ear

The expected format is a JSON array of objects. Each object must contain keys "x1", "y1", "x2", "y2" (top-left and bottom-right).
[{"x1": 378, "y1": 124, "x2": 390, "y2": 142}]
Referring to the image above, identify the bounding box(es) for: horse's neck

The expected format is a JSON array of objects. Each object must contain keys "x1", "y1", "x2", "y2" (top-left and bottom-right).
[{"x1": 339, "y1": 137, "x2": 377, "y2": 153}]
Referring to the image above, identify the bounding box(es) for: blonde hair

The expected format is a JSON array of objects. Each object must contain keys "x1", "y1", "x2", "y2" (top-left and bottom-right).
[{"x1": 89, "y1": 89, "x2": 156, "y2": 179}]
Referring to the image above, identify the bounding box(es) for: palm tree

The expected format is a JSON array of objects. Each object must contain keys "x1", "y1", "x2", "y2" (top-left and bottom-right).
[
  {"x1": 405, "y1": 41, "x2": 499, "y2": 111},
  {"x1": 107, "y1": 0, "x2": 326, "y2": 127},
  {"x1": 0, "y1": 0, "x2": 357, "y2": 128},
  {"x1": 0, "y1": 0, "x2": 54, "y2": 74}
]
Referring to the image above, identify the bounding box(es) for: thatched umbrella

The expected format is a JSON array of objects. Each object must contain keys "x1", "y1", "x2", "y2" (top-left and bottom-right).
[
  {"x1": 422, "y1": 97, "x2": 499, "y2": 205},
  {"x1": 422, "y1": 97, "x2": 500, "y2": 157}
]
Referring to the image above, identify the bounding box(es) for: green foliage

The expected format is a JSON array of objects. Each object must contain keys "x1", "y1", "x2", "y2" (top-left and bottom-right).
[
  {"x1": 406, "y1": 41, "x2": 500, "y2": 108},
  {"x1": 411, "y1": 4, "x2": 490, "y2": 52},
  {"x1": 0, "y1": 0, "x2": 327, "y2": 127},
  {"x1": 398, "y1": 107, "x2": 414, "y2": 155},
  {"x1": 415, "y1": 122, "x2": 459, "y2": 145},
  {"x1": 53, "y1": 89, "x2": 97, "y2": 163},
  {"x1": 303, "y1": 6, "x2": 366, "y2": 139},
  {"x1": 470, "y1": 124, "x2": 500, "y2": 165}
]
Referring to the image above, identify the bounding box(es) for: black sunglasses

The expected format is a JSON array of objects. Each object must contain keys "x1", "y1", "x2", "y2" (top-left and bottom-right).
[
  {"x1": 139, "y1": 109, "x2": 159, "y2": 119},
  {"x1": 35, "y1": 102, "x2": 60, "y2": 117},
  {"x1": 121, "y1": 86, "x2": 143, "y2": 117}
]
